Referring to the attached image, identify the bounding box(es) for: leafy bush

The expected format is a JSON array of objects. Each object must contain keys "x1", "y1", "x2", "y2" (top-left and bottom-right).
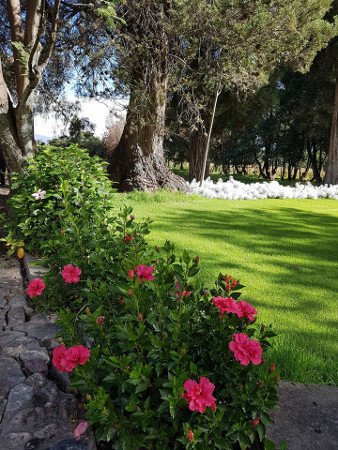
[
  {"x1": 11, "y1": 149, "x2": 279, "y2": 448},
  {"x1": 9, "y1": 144, "x2": 114, "y2": 252}
]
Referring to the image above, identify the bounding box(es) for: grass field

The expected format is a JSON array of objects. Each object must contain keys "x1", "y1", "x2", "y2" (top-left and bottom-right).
[{"x1": 114, "y1": 191, "x2": 338, "y2": 385}]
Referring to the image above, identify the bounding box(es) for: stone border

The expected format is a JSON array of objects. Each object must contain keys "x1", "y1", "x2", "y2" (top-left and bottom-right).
[{"x1": 0, "y1": 256, "x2": 96, "y2": 450}]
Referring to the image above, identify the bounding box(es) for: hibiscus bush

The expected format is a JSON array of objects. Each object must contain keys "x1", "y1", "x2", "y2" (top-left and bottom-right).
[
  {"x1": 13, "y1": 149, "x2": 279, "y2": 449},
  {"x1": 30, "y1": 241, "x2": 279, "y2": 449},
  {"x1": 8, "y1": 144, "x2": 114, "y2": 252}
]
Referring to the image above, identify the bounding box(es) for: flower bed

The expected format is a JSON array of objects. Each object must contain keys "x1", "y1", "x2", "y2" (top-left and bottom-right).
[
  {"x1": 7, "y1": 146, "x2": 280, "y2": 449},
  {"x1": 188, "y1": 177, "x2": 338, "y2": 200}
]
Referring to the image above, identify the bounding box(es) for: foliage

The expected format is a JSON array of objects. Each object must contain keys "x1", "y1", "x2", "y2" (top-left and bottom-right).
[
  {"x1": 8, "y1": 150, "x2": 279, "y2": 448},
  {"x1": 42, "y1": 231, "x2": 279, "y2": 449},
  {"x1": 8, "y1": 145, "x2": 113, "y2": 253},
  {"x1": 48, "y1": 116, "x2": 107, "y2": 158}
]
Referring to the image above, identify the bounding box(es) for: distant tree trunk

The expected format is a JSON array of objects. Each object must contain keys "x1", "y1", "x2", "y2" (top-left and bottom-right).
[
  {"x1": 307, "y1": 138, "x2": 322, "y2": 183},
  {"x1": 324, "y1": 82, "x2": 338, "y2": 184},
  {"x1": 189, "y1": 123, "x2": 209, "y2": 181},
  {"x1": 287, "y1": 162, "x2": 292, "y2": 181},
  {"x1": 281, "y1": 160, "x2": 286, "y2": 179}
]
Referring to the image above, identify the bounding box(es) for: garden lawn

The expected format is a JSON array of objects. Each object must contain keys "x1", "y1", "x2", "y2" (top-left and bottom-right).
[{"x1": 115, "y1": 191, "x2": 338, "y2": 385}]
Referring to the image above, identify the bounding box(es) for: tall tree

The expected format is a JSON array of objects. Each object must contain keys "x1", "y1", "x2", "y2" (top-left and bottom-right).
[
  {"x1": 173, "y1": 0, "x2": 338, "y2": 181},
  {"x1": 108, "y1": 1, "x2": 186, "y2": 191},
  {"x1": 0, "y1": 0, "x2": 61, "y2": 171}
]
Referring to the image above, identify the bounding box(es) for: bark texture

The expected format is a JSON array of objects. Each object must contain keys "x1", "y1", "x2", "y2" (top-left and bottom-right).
[
  {"x1": 108, "y1": 1, "x2": 185, "y2": 191},
  {"x1": 0, "y1": 0, "x2": 60, "y2": 172},
  {"x1": 109, "y1": 71, "x2": 186, "y2": 191},
  {"x1": 324, "y1": 82, "x2": 338, "y2": 184}
]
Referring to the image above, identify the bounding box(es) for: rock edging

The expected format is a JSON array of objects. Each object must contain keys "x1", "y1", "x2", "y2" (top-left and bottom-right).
[{"x1": 0, "y1": 256, "x2": 96, "y2": 450}]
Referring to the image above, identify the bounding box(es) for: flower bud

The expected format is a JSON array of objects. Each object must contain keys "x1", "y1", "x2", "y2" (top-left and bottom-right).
[
  {"x1": 251, "y1": 417, "x2": 260, "y2": 427},
  {"x1": 269, "y1": 362, "x2": 277, "y2": 373},
  {"x1": 130, "y1": 214, "x2": 135, "y2": 221},
  {"x1": 96, "y1": 316, "x2": 105, "y2": 325},
  {"x1": 118, "y1": 296, "x2": 125, "y2": 305},
  {"x1": 17, "y1": 248, "x2": 25, "y2": 259},
  {"x1": 193, "y1": 255, "x2": 200, "y2": 264},
  {"x1": 187, "y1": 430, "x2": 194, "y2": 442},
  {"x1": 128, "y1": 269, "x2": 135, "y2": 280},
  {"x1": 138, "y1": 312, "x2": 143, "y2": 321},
  {"x1": 127, "y1": 289, "x2": 133, "y2": 297}
]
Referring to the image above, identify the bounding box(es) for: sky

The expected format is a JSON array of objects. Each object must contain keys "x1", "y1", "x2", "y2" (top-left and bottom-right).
[{"x1": 34, "y1": 97, "x2": 127, "y2": 141}]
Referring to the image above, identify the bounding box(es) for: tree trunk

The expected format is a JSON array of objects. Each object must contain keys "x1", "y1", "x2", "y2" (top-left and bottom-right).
[
  {"x1": 307, "y1": 138, "x2": 322, "y2": 183},
  {"x1": 324, "y1": 82, "x2": 338, "y2": 184},
  {"x1": 0, "y1": 63, "x2": 35, "y2": 171},
  {"x1": 0, "y1": 0, "x2": 60, "y2": 172},
  {"x1": 189, "y1": 123, "x2": 209, "y2": 181},
  {"x1": 109, "y1": 70, "x2": 185, "y2": 191},
  {"x1": 0, "y1": 61, "x2": 23, "y2": 171}
]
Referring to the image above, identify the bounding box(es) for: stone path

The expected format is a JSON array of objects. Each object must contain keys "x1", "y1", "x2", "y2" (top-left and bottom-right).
[
  {"x1": 0, "y1": 256, "x2": 95, "y2": 450},
  {"x1": 267, "y1": 381, "x2": 338, "y2": 450}
]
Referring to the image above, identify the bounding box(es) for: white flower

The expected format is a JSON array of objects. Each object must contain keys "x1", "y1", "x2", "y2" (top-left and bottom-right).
[
  {"x1": 32, "y1": 189, "x2": 46, "y2": 200},
  {"x1": 187, "y1": 178, "x2": 338, "y2": 200}
]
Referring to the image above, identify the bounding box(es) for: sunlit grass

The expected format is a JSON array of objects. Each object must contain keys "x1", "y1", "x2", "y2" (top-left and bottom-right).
[{"x1": 114, "y1": 192, "x2": 338, "y2": 385}]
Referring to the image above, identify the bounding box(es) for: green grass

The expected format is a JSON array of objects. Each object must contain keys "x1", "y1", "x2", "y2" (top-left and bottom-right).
[{"x1": 114, "y1": 191, "x2": 338, "y2": 385}]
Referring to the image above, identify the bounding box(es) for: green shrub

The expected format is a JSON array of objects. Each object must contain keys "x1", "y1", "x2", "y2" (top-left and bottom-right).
[
  {"x1": 9, "y1": 144, "x2": 113, "y2": 252},
  {"x1": 11, "y1": 150, "x2": 279, "y2": 448}
]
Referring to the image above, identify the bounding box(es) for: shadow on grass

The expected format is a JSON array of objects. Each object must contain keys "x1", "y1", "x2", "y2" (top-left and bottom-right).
[{"x1": 151, "y1": 205, "x2": 338, "y2": 383}]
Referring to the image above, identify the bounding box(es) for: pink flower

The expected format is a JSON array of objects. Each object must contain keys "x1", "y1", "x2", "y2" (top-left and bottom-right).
[
  {"x1": 96, "y1": 316, "x2": 105, "y2": 325},
  {"x1": 236, "y1": 301, "x2": 257, "y2": 322},
  {"x1": 61, "y1": 264, "x2": 81, "y2": 283},
  {"x1": 135, "y1": 264, "x2": 155, "y2": 284},
  {"x1": 52, "y1": 345, "x2": 69, "y2": 372},
  {"x1": 229, "y1": 333, "x2": 262, "y2": 366},
  {"x1": 183, "y1": 376, "x2": 216, "y2": 413},
  {"x1": 26, "y1": 278, "x2": 46, "y2": 298},
  {"x1": 212, "y1": 296, "x2": 238, "y2": 318},
  {"x1": 52, "y1": 344, "x2": 90, "y2": 373},
  {"x1": 74, "y1": 420, "x2": 89, "y2": 440}
]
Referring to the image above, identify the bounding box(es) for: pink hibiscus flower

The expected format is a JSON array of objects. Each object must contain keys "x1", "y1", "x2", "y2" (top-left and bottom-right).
[
  {"x1": 135, "y1": 264, "x2": 155, "y2": 284},
  {"x1": 52, "y1": 344, "x2": 90, "y2": 373},
  {"x1": 236, "y1": 301, "x2": 257, "y2": 322},
  {"x1": 182, "y1": 376, "x2": 217, "y2": 413},
  {"x1": 212, "y1": 296, "x2": 238, "y2": 318},
  {"x1": 229, "y1": 333, "x2": 262, "y2": 366},
  {"x1": 74, "y1": 420, "x2": 89, "y2": 440},
  {"x1": 61, "y1": 264, "x2": 81, "y2": 283},
  {"x1": 26, "y1": 278, "x2": 46, "y2": 298}
]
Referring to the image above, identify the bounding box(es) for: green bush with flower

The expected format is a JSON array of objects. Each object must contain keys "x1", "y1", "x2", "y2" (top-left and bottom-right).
[
  {"x1": 12, "y1": 148, "x2": 279, "y2": 449},
  {"x1": 8, "y1": 144, "x2": 114, "y2": 253}
]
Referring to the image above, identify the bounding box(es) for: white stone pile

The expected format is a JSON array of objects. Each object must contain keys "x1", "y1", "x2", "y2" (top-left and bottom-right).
[{"x1": 188, "y1": 177, "x2": 338, "y2": 200}]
